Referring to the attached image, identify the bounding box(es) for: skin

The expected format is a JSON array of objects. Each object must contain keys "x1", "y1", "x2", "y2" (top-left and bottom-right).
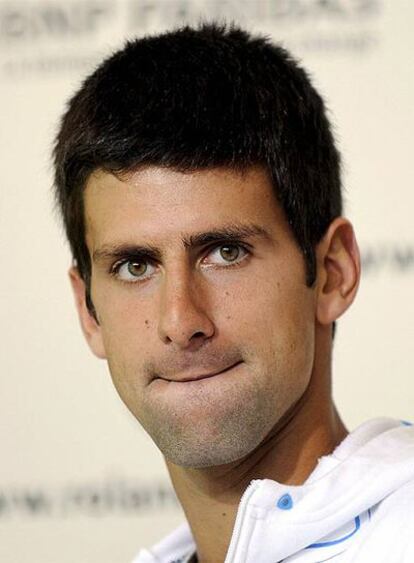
[{"x1": 70, "y1": 165, "x2": 360, "y2": 562}]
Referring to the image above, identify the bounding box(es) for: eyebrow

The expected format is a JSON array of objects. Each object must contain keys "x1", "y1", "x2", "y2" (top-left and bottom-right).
[{"x1": 92, "y1": 223, "x2": 271, "y2": 264}]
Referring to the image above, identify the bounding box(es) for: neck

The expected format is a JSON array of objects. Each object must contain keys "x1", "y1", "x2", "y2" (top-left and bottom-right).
[{"x1": 165, "y1": 334, "x2": 347, "y2": 563}]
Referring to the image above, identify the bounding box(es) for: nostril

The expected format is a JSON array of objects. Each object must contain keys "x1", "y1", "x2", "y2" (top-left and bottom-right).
[{"x1": 192, "y1": 331, "x2": 205, "y2": 339}]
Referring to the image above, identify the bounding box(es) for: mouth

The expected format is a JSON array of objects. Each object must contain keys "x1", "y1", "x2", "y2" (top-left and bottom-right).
[{"x1": 161, "y1": 361, "x2": 243, "y2": 383}]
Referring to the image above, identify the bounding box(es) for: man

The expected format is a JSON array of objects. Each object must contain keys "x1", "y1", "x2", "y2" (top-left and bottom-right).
[{"x1": 53, "y1": 23, "x2": 414, "y2": 563}]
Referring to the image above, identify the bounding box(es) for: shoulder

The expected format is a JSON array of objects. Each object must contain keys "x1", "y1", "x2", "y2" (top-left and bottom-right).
[
  {"x1": 130, "y1": 522, "x2": 195, "y2": 563},
  {"x1": 375, "y1": 477, "x2": 414, "y2": 520},
  {"x1": 352, "y1": 479, "x2": 414, "y2": 561}
]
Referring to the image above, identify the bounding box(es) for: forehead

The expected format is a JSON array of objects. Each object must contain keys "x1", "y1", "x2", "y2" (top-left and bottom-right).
[{"x1": 83, "y1": 165, "x2": 288, "y2": 248}]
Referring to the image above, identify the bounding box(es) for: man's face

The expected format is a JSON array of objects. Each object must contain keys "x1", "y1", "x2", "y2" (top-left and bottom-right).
[{"x1": 83, "y1": 166, "x2": 317, "y2": 467}]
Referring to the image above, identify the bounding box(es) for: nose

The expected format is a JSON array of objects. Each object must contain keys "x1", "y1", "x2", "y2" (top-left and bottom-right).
[{"x1": 157, "y1": 270, "x2": 215, "y2": 349}]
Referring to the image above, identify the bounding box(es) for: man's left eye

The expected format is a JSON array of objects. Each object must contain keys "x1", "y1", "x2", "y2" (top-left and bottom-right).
[{"x1": 205, "y1": 244, "x2": 248, "y2": 266}]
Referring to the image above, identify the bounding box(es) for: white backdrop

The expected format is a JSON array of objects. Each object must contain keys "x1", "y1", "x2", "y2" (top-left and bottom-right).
[{"x1": 1, "y1": 1, "x2": 413, "y2": 562}]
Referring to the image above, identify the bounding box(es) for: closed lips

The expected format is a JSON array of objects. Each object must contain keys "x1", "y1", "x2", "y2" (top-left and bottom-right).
[{"x1": 165, "y1": 361, "x2": 242, "y2": 383}]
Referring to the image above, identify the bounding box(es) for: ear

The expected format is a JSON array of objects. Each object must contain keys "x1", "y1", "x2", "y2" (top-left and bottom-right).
[
  {"x1": 69, "y1": 266, "x2": 107, "y2": 359},
  {"x1": 316, "y1": 218, "x2": 361, "y2": 325}
]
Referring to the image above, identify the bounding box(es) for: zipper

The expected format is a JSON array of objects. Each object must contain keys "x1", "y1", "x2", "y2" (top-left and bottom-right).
[{"x1": 225, "y1": 480, "x2": 262, "y2": 563}]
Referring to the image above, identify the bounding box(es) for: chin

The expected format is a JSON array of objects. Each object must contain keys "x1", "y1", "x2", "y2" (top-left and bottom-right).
[{"x1": 159, "y1": 427, "x2": 265, "y2": 469}]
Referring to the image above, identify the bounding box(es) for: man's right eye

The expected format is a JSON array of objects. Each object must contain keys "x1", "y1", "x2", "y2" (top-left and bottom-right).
[{"x1": 111, "y1": 260, "x2": 155, "y2": 283}]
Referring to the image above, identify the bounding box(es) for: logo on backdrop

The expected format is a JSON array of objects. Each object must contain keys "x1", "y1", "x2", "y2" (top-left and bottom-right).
[
  {"x1": 128, "y1": 0, "x2": 383, "y2": 54},
  {"x1": 0, "y1": 2, "x2": 110, "y2": 40},
  {"x1": 0, "y1": 0, "x2": 383, "y2": 79},
  {"x1": 0, "y1": 1, "x2": 113, "y2": 77},
  {"x1": 361, "y1": 243, "x2": 414, "y2": 276},
  {"x1": 0, "y1": 477, "x2": 179, "y2": 519}
]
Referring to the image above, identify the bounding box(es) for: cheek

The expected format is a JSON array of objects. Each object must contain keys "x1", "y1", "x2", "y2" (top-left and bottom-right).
[
  {"x1": 219, "y1": 271, "x2": 315, "y2": 369},
  {"x1": 93, "y1": 283, "x2": 155, "y2": 363},
  {"x1": 96, "y1": 296, "x2": 153, "y2": 414}
]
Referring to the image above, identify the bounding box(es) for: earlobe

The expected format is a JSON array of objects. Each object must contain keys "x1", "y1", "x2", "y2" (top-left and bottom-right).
[
  {"x1": 69, "y1": 266, "x2": 107, "y2": 359},
  {"x1": 316, "y1": 218, "x2": 361, "y2": 326}
]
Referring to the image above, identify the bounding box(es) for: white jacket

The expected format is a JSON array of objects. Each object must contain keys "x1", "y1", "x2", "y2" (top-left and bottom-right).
[{"x1": 132, "y1": 418, "x2": 414, "y2": 562}]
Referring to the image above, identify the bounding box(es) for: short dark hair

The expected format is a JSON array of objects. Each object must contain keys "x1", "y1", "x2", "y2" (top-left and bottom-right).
[{"x1": 53, "y1": 22, "x2": 342, "y2": 306}]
